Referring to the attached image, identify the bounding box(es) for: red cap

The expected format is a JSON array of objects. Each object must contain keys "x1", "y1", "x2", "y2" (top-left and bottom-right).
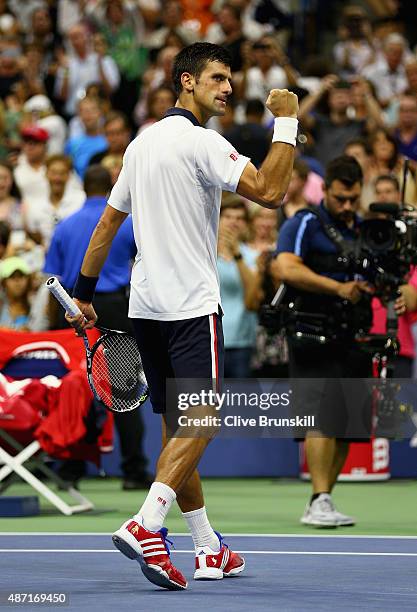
[{"x1": 21, "y1": 125, "x2": 49, "y2": 142}]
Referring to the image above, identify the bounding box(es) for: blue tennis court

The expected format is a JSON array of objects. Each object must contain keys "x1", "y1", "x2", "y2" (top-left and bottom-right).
[{"x1": 1, "y1": 533, "x2": 416, "y2": 611}]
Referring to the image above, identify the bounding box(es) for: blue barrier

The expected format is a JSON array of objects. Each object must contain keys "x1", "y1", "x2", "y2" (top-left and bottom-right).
[{"x1": 98, "y1": 401, "x2": 417, "y2": 479}]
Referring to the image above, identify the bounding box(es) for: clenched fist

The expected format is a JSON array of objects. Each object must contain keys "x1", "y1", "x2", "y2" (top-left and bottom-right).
[{"x1": 266, "y1": 89, "x2": 298, "y2": 118}]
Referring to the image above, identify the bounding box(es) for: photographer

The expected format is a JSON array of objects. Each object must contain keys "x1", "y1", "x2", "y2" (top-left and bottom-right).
[
  {"x1": 298, "y1": 76, "x2": 380, "y2": 169},
  {"x1": 276, "y1": 155, "x2": 373, "y2": 528}
]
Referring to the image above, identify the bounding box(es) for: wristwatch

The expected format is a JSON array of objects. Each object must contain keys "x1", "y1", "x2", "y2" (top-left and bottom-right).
[{"x1": 234, "y1": 252, "x2": 243, "y2": 261}]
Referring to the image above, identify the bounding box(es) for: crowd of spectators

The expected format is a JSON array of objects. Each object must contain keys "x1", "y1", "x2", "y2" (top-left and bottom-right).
[{"x1": 0, "y1": 0, "x2": 417, "y2": 379}]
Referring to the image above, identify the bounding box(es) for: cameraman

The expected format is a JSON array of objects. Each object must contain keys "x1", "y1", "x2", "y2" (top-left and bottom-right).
[{"x1": 275, "y1": 155, "x2": 372, "y2": 528}]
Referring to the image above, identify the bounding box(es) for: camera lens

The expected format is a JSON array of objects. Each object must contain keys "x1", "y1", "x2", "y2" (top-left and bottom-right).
[{"x1": 360, "y1": 219, "x2": 396, "y2": 252}]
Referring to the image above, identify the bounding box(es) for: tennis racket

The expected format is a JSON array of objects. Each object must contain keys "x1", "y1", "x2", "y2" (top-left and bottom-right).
[{"x1": 46, "y1": 277, "x2": 148, "y2": 413}]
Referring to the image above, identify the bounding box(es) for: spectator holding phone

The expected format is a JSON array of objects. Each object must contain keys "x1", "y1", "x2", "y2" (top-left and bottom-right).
[
  {"x1": 218, "y1": 198, "x2": 259, "y2": 378},
  {"x1": 299, "y1": 75, "x2": 380, "y2": 168}
]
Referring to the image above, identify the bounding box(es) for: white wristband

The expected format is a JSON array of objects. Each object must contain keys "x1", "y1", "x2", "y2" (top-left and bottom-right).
[{"x1": 272, "y1": 117, "x2": 299, "y2": 146}]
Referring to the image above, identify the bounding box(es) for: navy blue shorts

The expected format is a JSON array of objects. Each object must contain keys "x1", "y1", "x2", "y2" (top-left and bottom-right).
[{"x1": 131, "y1": 312, "x2": 224, "y2": 414}]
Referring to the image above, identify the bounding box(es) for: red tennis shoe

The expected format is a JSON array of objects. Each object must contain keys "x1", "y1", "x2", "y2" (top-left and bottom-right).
[
  {"x1": 112, "y1": 518, "x2": 187, "y2": 591},
  {"x1": 194, "y1": 532, "x2": 245, "y2": 580}
]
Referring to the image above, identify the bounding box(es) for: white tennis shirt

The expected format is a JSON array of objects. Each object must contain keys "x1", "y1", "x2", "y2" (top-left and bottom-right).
[{"x1": 108, "y1": 109, "x2": 250, "y2": 321}]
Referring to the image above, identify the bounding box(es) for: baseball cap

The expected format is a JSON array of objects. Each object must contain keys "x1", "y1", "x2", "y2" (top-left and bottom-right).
[
  {"x1": 23, "y1": 95, "x2": 53, "y2": 113},
  {"x1": 0, "y1": 256, "x2": 31, "y2": 279},
  {"x1": 21, "y1": 125, "x2": 49, "y2": 142}
]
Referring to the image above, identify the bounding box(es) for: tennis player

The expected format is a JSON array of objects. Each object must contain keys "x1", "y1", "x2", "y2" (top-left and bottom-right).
[{"x1": 67, "y1": 42, "x2": 298, "y2": 591}]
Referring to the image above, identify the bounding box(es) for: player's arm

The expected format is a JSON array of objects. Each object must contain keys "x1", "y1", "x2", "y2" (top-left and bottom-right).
[
  {"x1": 80, "y1": 204, "x2": 127, "y2": 277},
  {"x1": 67, "y1": 204, "x2": 128, "y2": 330},
  {"x1": 236, "y1": 89, "x2": 298, "y2": 209}
]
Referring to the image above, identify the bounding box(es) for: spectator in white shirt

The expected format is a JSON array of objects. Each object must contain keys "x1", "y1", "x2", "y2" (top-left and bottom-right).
[
  {"x1": 22, "y1": 154, "x2": 85, "y2": 246},
  {"x1": 236, "y1": 35, "x2": 298, "y2": 122},
  {"x1": 144, "y1": 0, "x2": 199, "y2": 49},
  {"x1": 55, "y1": 22, "x2": 120, "y2": 117},
  {"x1": 362, "y1": 33, "x2": 409, "y2": 106},
  {"x1": 23, "y1": 95, "x2": 67, "y2": 155},
  {"x1": 14, "y1": 125, "x2": 82, "y2": 213},
  {"x1": 14, "y1": 125, "x2": 49, "y2": 203}
]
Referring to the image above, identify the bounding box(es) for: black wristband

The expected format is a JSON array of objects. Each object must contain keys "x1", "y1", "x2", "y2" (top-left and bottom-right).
[{"x1": 72, "y1": 272, "x2": 99, "y2": 303}]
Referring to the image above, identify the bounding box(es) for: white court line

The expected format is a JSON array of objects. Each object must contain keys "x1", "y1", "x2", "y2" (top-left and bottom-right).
[
  {"x1": 1, "y1": 532, "x2": 417, "y2": 540},
  {"x1": 0, "y1": 549, "x2": 417, "y2": 557}
]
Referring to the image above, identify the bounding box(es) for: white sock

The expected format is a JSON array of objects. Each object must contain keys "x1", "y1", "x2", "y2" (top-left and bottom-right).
[
  {"x1": 134, "y1": 482, "x2": 176, "y2": 532},
  {"x1": 182, "y1": 506, "x2": 220, "y2": 552}
]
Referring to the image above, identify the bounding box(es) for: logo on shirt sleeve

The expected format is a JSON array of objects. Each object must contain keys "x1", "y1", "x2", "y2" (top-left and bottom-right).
[{"x1": 229, "y1": 151, "x2": 239, "y2": 161}]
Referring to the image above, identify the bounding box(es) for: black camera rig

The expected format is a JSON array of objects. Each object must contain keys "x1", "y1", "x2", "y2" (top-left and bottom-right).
[{"x1": 264, "y1": 195, "x2": 417, "y2": 346}]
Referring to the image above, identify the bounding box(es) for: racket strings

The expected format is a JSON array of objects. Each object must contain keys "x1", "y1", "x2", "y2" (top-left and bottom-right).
[{"x1": 91, "y1": 334, "x2": 147, "y2": 412}]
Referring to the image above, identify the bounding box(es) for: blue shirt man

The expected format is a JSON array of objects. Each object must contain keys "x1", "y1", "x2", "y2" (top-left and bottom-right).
[
  {"x1": 44, "y1": 197, "x2": 136, "y2": 292},
  {"x1": 275, "y1": 155, "x2": 372, "y2": 529},
  {"x1": 277, "y1": 200, "x2": 360, "y2": 284},
  {"x1": 64, "y1": 133, "x2": 108, "y2": 178},
  {"x1": 276, "y1": 154, "x2": 374, "y2": 332}
]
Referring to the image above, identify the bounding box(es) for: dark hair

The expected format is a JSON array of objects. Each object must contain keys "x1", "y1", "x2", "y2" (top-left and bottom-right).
[
  {"x1": 245, "y1": 98, "x2": 264, "y2": 117},
  {"x1": 293, "y1": 158, "x2": 309, "y2": 181},
  {"x1": 344, "y1": 137, "x2": 371, "y2": 155},
  {"x1": 368, "y1": 128, "x2": 399, "y2": 170},
  {"x1": 45, "y1": 154, "x2": 73, "y2": 170},
  {"x1": 375, "y1": 174, "x2": 400, "y2": 192},
  {"x1": 104, "y1": 111, "x2": 131, "y2": 131},
  {"x1": 220, "y1": 2, "x2": 241, "y2": 20},
  {"x1": 0, "y1": 161, "x2": 21, "y2": 200},
  {"x1": 325, "y1": 155, "x2": 363, "y2": 188},
  {"x1": 163, "y1": 30, "x2": 187, "y2": 50},
  {"x1": 0, "y1": 220, "x2": 11, "y2": 248},
  {"x1": 146, "y1": 85, "x2": 176, "y2": 119},
  {"x1": 172, "y1": 42, "x2": 232, "y2": 96},
  {"x1": 220, "y1": 196, "x2": 249, "y2": 223},
  {"x1": 83, "y1": 164, "x2": 112, "y2": 196},
  {"x1": 85, "y1": 82, "x2": 110, "y2": 102}
]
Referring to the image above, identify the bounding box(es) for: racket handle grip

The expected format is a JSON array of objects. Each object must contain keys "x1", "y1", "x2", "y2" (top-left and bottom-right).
[{"x1": 46, "y1": 277, "x2": 82, "y2": 317}]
